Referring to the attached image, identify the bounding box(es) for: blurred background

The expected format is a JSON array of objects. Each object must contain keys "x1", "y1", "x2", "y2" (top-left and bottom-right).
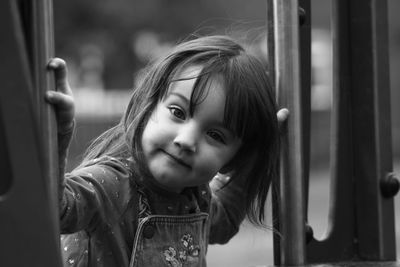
[{"x1": 54, "y1": 0, "x2": 400, "y2": 266}]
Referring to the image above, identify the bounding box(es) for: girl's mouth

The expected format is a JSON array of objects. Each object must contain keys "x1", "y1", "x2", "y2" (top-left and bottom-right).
[{"x1": 162, "y1": 151, "x2": 192, "y2": 169}]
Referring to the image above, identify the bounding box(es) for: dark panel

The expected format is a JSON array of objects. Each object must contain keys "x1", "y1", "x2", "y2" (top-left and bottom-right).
[{"x1": 0, "y1": 0, "x2": 61, "y2": 266}]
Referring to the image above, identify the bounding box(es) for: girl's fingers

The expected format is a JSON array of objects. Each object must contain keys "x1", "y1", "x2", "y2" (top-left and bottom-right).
[
  {"x1": 277, "y1": 108, "x2": 289, "y2": 133},
  {"x1": 45, "y1": 91, "x2": 75, "y2": 131},
  {"x1": 277, "y1": 108, "x2": 289, "y2": 123},
  {"x1": 46, "y1": 58, "x2": 75, "y2": 132},
  {"x1": 45, "y1": 91, "x2": 74, "y2": 110},
  {"x1": 47, "y1": 57, "x2": 71, "y2": 95}
]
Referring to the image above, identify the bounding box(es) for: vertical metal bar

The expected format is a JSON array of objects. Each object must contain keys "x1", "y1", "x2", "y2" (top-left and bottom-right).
[
  {"x1": 306, "y1": 0, "x2": 396, "y2": 263},
  {"x1": 266, "y1": 0, "x2": 276, "y2": 87},
  {"x1": 28, "y1": 0, "x2": 60, "y2": 253},
  {"x1": 349, "y1": 0, "x2": 396, "y2": 260},
  {"x1": 18, "y1": 0, "x2": 58, "y2": 203},
  {"x1": 21, "y1": 0, "x2": 60, "y2": 229},
  {"x1": 307, "y1": 0, "x2": 358, "y2": 262},
  {"x1": 271, "y1": 0, "x2": 306, "y2": 265},
  {"x1": 329, "y1": 0, "x2": 356, "y2": 252},
  {"x1": 298, "y1": 0, "x2": 311, "y2": 223},
  {"x1": 266, "y1": 1, "x2": 282, "y2": 265}
]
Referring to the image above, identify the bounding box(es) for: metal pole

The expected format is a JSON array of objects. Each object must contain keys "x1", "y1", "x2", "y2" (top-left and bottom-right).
[
  {"x1": 306, "y1": 0, "x2": 397, "y2": 263},
  {"x1": 27, "y1": 0, "x2": 60, "y2": 253},
  {"x1": 271, "y1": 0, "x2": 306, "y2": 265},
  {"x1": 347, "y1": 0, "x2": 397, "y2": 260},
  {"x1": 29, "y1": 0, "x2": 58, "y2": 200}
]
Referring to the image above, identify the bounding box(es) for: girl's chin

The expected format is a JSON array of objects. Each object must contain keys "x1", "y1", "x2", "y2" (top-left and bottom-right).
[{"x1": 149, "y1": 172, "x2": 185, "y2": 193}]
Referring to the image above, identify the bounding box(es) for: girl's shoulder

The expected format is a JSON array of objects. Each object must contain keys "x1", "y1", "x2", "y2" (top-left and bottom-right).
[
  {"x1": 66, "y1": 156, "x2": 136, "y2": 217},
  {"x1": 76, "y1": 156, "x2": 132, "y2": 173},
  {"x1": 67, "y1": 156, "x2": 134, "y2": 186}
]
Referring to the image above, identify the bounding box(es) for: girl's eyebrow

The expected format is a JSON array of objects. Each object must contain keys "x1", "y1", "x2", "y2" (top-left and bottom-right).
[{"x1": 169, "y1": 92, "x2": 190, "y2": 105}]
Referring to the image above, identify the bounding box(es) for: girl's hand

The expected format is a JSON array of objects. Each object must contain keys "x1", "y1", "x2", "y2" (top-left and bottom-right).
[
  {"x1": 45, "y1": 58, "x2": 75, "y2": 134},
  {"x1": 277, "y1": 108, "x2": 289, "y2": 131}
]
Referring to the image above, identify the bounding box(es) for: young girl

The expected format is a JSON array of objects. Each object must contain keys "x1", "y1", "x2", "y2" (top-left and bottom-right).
[{"x1": 46, "y1": 35, "x2": 285, "y2": 267}]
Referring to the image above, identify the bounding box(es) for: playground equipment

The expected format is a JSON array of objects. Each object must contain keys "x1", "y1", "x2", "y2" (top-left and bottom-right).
[
  {"x1": 0, "y1": 0, "x2": 398, "y2": 266},
  {"x1": 269, "y1": 0, "x2": 399, "y2": 266},
  {"x1": 0, "y1": 0, "x2": 61, "y2": 267}
]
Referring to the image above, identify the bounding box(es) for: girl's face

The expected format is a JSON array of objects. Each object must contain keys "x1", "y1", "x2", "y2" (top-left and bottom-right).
[{"x1": 141, "y1": 65, "x2": 242, "y2": 193}]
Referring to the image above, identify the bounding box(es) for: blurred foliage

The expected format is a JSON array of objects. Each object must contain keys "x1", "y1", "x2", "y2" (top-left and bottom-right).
[
  {"x1": 53, "y1": 0, "x2": 269, "y2": 89},
  {"x1": 53, "y1": 0, "x2": 400, "y2": 155}
]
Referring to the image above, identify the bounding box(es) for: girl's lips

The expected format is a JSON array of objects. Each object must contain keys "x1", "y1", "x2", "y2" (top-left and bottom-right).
[{"x1": 163, "y1": 151, "x2": 192, "y2": 169}]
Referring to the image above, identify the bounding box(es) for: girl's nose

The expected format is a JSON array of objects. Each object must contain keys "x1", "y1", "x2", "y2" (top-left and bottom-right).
[{"x1": 173, "y1": 123, "x2": 199, "y2": 153}]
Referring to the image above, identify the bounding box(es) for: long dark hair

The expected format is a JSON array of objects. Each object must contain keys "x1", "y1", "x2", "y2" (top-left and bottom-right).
[{"x1": 81, "y1": 35, "x2": 280, "y2": 226}]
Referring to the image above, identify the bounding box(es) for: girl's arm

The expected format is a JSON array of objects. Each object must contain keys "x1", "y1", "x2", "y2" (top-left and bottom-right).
[
  {"x1": 60, "y1": 158, "x2": 132, "y2": 233},
  {"x1": 46, "y1": 63, "x2": 132, "y2": 232},
  {"x1": 208, "y1": 174, "x2": 247, "y2": 244}
]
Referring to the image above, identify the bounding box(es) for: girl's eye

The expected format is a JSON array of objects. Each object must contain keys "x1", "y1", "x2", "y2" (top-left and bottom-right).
[
  {"x1": 169, "y1": 106, "x2": 186, "y2": 120},
  {"x1": 207, "y1": 131, "x2": 226, "y2": 144}
]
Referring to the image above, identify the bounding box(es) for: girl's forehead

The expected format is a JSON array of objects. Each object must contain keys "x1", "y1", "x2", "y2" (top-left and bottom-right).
[
  {"x1": 164, "y1": 65, "x2": 203, "y2": 98},
  {"x1": 164, "y1": 64, "x2": 221, "y2": 100},
  {"x1": 172, "y1": 64, "x2": 203, "y2": 81},
  {"x1": 167, "y1": 68, "x2": 225, "y2": 100}
]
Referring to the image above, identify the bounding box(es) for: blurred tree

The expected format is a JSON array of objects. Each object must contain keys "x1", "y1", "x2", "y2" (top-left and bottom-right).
[{"x1": 53, "y1": 0, "x2": 268, "y2": 89}]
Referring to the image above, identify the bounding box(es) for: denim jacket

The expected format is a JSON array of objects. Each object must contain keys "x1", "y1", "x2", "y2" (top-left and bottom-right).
[{"x1": 60, "y1": 156, "x2": 246, "y2": 266}]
